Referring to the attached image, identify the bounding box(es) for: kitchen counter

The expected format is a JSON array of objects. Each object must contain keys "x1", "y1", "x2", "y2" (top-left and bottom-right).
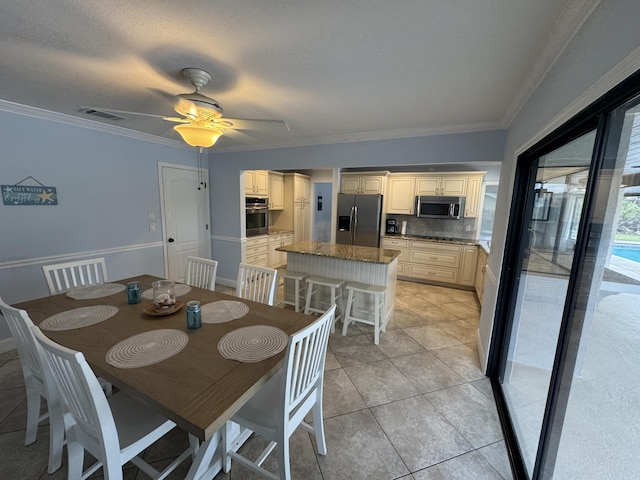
[
  {"x1": 277, "y1": 241, "x2": 401, "y2": 264},
  {"x1": 278, "y1": 241, "x2": 400, "y2": 325},
  {"x1": 267, "y1": 227, "x2": 294, "y2": 235},
  {"x1": 381, "y1": 233, "x2": 479, "y2": 246}
]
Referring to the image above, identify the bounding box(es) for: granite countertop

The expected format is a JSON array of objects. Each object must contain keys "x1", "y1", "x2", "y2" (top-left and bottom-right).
[
  {"x1": 381, "y1": 233, "x2": 480, "y2": 246},
  {"x1": 268, "y1": 227, "x2": 294, "y2": 235},
  {"x1": 277, "y1": 241, "x2": 402, "y2": 264}
]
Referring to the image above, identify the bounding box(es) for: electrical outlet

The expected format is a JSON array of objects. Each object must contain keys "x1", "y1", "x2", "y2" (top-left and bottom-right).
[
  {"x1": 465, "y1": 224, "x2": 471, "y2": 232},
  {"x1": 149, "y1": 223, "x2": 156, "y2": 232},
  {"x1": 149, "y1": 211, "x2": 155, "y2": 221}
]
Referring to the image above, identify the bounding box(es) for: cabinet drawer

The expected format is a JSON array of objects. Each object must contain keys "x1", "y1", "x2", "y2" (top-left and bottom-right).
[
  {"x1": 247, "y1": 235, "x2": 268, "y2": 247},
  {"x1": 410, "y1": 241, "x2": 461, "y2": 254},
  {"x1": 246, "y1": 252, "x2": 269, "y2": 267},
  {"x1": 268, "y1": 234, "x2": 283, "y2": 244},
  {"x1": 397, "y1": 262, "x2": 407, "y2": 276},
  {"x1": 409, "y1": 249, "x2": 459, "y2": 268},
  {"x1": 246, "y1": 245, "x2": 268, "y2": 257},
  {"x1": 382, "y1": 238, "x2": 409, "y2": 248},
  {"x1": 281, "y1": 233, "x2": 294, "y2": 245},
  {"x1": 408, "y1": 264, "x2": 458, "y2": 283}
]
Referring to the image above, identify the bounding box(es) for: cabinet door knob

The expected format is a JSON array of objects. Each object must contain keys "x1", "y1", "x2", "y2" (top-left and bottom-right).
[{"x1": 168, "y1": 238, "x2": 175, "y2": 243}]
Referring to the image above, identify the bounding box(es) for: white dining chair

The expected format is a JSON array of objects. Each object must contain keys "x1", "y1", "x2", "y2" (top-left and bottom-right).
[
  {"x1": 222, "y1": 304, "x2": 336, "y2": 480},
  {"x1": 236, "y1": 263, "x2": 278, "y2": 306},
  {"x1": 0, "y1": 298, "x2": 65, "y2": 474},
  {"x1": 31, "y1": 326, "x2": 194, "y2": 480},
  {"x1": 42, "y1": 257, "x2": 108, "y2": 295},
  {"x1": 185, "y1": 256, "x2": 219, "y2": 291}
]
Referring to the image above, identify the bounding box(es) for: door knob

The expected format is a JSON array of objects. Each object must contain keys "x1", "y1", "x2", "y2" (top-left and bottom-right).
[{"x1": 168, "y1": 238, "x2": 175, "y2": 243}]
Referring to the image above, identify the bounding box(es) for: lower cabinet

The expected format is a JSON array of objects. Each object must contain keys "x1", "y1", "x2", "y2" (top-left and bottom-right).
[
  {"x1": 245, "y1": 235, "x2": 269, "y2": 267},
  {"x1": 475, "y1": 246, "x2": 489, "y2": 304},
  {"x1": 382, "y1": 237, "x2": 479, "y2": 289}
]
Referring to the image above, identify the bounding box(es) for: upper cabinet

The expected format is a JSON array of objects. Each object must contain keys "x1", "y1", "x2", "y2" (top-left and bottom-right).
[
  {"x1": 464, "y1": 175, "x2": 483, "y2": 217},
  {"x1": 387, "y1": 176, "x2": 416, "y2": 215},
  {"x1": 293, "y1": 174, "x2": 311, "y2": 203},
  {"x1": 415, "y1": 175, "x2": 467, "y2": 197},
  {"x1": 340, "y1": 172, "x2": 388, "y2": 194},
  {"x1": 245, "y1": 170, "x2": 269, "y2": 197},
  {"x1": 268, "y1": 172, "x2": 284, "y2": 210}
]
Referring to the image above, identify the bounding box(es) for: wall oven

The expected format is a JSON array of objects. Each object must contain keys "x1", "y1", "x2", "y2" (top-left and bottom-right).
[
  {"x1": 246, "y1": 197, "x2": 269, "y2": 236},
  {"x1": 415, "y1": 196, "x2": 464, "y2": 219}
]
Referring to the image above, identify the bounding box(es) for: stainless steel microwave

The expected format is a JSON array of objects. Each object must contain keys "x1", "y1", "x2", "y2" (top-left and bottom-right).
[{"x1": 415, "y1": 196, "x2": 464, "y2": 219}]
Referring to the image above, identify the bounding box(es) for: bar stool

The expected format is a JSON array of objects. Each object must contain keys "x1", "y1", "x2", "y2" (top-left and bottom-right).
[
  {"x1": 304, "y1": 275, "x2": 345, "y2": 332},
  {"x1": 342, "y1": 282, "x2": 387, "y2": 345},
  {"x1": 279, "y1": 269, "x2": 308, "y2": 312}
]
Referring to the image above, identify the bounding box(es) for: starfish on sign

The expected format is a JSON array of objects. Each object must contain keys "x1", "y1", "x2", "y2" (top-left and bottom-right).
[{"x1": 37, "y1": 189, "x2": 55, "y2": 204}]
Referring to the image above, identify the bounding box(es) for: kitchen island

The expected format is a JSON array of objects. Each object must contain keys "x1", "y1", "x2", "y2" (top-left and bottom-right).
[{"x1": 277, "y1": 241, "x2": 402, "y2": 325}]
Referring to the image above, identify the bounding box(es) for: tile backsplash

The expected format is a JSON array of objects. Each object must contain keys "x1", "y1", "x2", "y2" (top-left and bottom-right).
[{"x1": 386, "y1": 214, "x2": 476, "y2": 240}]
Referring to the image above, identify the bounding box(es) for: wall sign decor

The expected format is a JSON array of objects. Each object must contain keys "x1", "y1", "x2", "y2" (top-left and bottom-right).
[{"x1": 2, "y1": 176, "x2": 58, "y2": 206}]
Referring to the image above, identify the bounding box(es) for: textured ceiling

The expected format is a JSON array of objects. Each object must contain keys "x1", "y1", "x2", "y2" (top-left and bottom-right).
[{"x1": 0, "y1": 0, "x2": 592, "y2": 152}]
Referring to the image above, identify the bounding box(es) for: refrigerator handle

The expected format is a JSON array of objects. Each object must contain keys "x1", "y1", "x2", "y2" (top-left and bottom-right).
[{"x1": 352, "y1": 205, "x2": 358, "y2": 244}]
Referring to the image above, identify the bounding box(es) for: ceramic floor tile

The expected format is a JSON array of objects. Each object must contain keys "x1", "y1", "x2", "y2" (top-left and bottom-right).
[
  {"x1": 328, "y1": 333, "x2": 386, "y2": 366},
  {"x1": 375, "y1": 329, "x2": 426, "y2": 358},
  {"x1": 321, "y1": 368, "x2": 367, "y2": 418},
  {"x1": 371, "y1": 395, "x2": 473, "y2": 471},
  {"x1": 415, "y1": 291, "x2": 459, "y2": 305},
  {"x1": 438, "y1": 302, "x2": 482, "y2": 319},
  {"x1": 0, "y1": 359, "x2": 24, "y2": 390},
  {"x1": 434, "y1": 318, "x2": 479, "y2": 344},
  {"x1": 470, "y1": 377, "x2": 494, "y2": 400},
  {"x1": 408, "y1": 304, "x2": 461, "y2": 324},
  {"x1": 344, "y1": 359, "x2": 419, "y2": 407},
  {"x1": 431, "y1": 343, "x2": 485, "y2": 382},
  {"x1": 391, "y1": 351, "x2": 466, "y2": 394},
  {"x1": 0, "y1": 427, "x2": 50, "y2": 479},
  {"x1": 412, "y1": 450, "x2": 504, "y2": 480},
  {"x1": 229, "y1": 429, "x2": 323, "y2": 480},
  {"x1": 0, "y1": 387, "x2": 27, "y2": 428},
  {"x1": 316, "y1": 409, "x2": 409, "y2": 480},
  {"x1": 324, "y1": 350, "x2": 342, "y2": 370},
  {"x1": 425, "y1": 384, "x2": 503, "y2": 448},
  {"x1": 477, "y1": 441, "x2": 514, "y2": 480},
  {"x1": 392, "y1": 307, "x2": 437, "y2": 328},
  {"x1": 404, "y1": 325, "x2": 462, "y2": 350}
]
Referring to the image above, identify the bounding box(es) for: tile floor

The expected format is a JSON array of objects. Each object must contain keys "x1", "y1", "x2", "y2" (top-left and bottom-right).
[{"x1": 0, "y1": 280, "x2": 513, "y2": 479}]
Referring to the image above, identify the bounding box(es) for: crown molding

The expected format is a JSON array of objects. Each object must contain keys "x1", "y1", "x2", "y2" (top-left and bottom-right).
[
  {"x1": 0, "y1": 99, "x2": 189, "y2": 150},
  {"x1": 502, "y1": 0, "x2": 601, "y2": 127}
]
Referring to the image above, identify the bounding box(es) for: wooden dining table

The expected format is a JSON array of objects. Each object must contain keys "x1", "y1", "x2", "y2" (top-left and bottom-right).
[{"x1": 15, "y1": 274, "x2": 315, "y2": 479}]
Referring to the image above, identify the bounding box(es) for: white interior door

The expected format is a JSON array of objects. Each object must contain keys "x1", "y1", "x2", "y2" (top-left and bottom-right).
[{"x1": 160, "y1": 164, "x2": 210, "y2": 281}]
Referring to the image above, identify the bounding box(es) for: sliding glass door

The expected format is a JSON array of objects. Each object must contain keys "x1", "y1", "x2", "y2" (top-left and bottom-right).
[{"x1": 491, "y1": 75, "x2": 640, "y2": 479}]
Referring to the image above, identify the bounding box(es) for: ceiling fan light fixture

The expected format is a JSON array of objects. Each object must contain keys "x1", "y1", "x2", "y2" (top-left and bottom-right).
[{"x1": 174, "y1": 124, "x2": 225, "y2": 148}]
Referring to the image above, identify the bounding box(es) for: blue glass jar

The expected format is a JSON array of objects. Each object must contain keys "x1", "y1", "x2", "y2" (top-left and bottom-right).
[
  {"x1": 127, "y1": 282, "x2": 141, "y2": 305},
  {"x1": 186, "y1": 300, "x2": 202, "y2": 329}
]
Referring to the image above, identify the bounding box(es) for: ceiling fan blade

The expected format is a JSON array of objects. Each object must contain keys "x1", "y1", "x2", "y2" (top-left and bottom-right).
[
  {"x1": 78, "y1": 105, "x2": 166, "y2": 119},
  {"x1": 220, "y1": 118, "x2": 289, "y2": 132},
  {"x1": 149, "y1": 88, "x2": 198, "y2": 119},
  {"x1": 223, "y1": 129, "x2": 258, "y2": 144},
  {"x1": 162, "y1": 116, "x2": 190, "y2": 123}
]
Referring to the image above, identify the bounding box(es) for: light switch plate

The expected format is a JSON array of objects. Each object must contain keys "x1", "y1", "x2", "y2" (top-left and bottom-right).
[{"x1": 149, "y1": 223, "x2": 156, "y2": 232}]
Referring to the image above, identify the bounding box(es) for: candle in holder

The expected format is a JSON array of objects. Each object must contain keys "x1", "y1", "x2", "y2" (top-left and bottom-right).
[{"x1": 151, "y1": 280, "x2": 176, "y2": 310}]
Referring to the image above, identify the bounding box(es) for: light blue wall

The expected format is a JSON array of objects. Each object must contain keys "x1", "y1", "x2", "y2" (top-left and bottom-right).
[
  {"x1": 0, "y1": 110, "x2": 197, "y2": 339},
  {"x1": 479, "y1": 0, "x2": 640, "y2": 366},
  {"x1": 208, "y1": 130, "x2": 507, "y2": 282}
]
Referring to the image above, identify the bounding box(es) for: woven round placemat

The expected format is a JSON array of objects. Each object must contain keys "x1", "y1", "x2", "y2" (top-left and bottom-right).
[
  {"x1": 66, "y1": 283, "x2": 126, "y2": 300},
  {"x1": 105, "y1": 329, "x2": 189, "y2": 369},
  {"x1": 40, "y1": 305, "x2": 119, "y2": 331},
  {"x1": 141, "y1": 283, "x2": 191, "y2": 300},
  {"x1": 218, "y1": 325, "x2": 288, "y2": 363},
  {"x1": 201, "y1": 300, "x2": 249, "y2": 324}
]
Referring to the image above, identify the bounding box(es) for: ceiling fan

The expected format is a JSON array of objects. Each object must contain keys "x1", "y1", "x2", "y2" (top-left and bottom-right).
[{"x1": 80, "y1": 67, "x2": 289, "y2": 148}]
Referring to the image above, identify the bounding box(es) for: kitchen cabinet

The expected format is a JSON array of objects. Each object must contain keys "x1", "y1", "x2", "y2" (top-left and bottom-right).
[
  {"x1": 415, "y1": 175, "x2": 467, "y2": 197},
  {"x1": 268, "y1": 172, "x2": 284, "y2": 210},
  {"x1": 463, "y1": 174, "x2": 483, "y2": 217},
  {"x1": 245, "y1": 170, "x2": 269, "y2": 197},
  {"x1": 294, "y1": 202, "x2": 311, "y2": 243},
  {"x1": 340, "y1": 173, "x2": 387, "y2": 194},
  {"x1": 407, "y1": 240, "x2": 461, "y2": 284},
  {"x1": 293, "y1": 174, "x2": 310, "y2": 203},
  {"x1": 268, "y1": 234, "x2": 285, "y2": 268},
  {"x1": 381, "y1": 237, "x2": 408, "y2": 276},
  {"x1": 386, "y1": 175, "x2": 416, "y2": 214},
  {"x1": 459, "y1": 245, "x2": 478, "y2": 286},
  {"x1": 475, "y1": 246, "x2": 489, "y2": 305},
  {"x1": 245, "y1": 235, "x2": 269, "y2": 267}
]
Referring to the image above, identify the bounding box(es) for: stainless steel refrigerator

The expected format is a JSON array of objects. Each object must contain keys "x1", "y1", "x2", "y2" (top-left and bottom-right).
[{"x1": 336, "y1": 194, "x2": 383, "y2": 247}]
